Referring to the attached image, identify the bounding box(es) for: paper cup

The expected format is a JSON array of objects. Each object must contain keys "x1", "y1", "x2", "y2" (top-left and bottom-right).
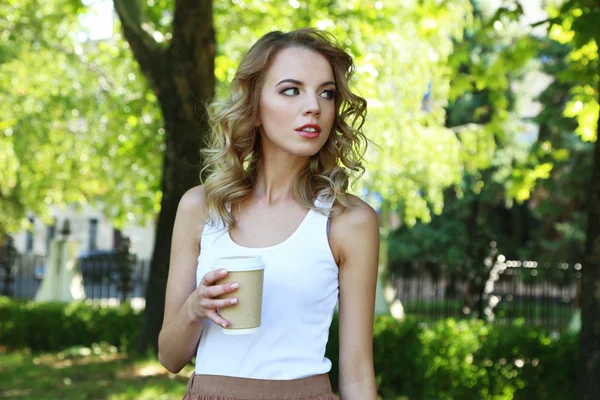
[{"x1": 213, "y1": 256, "x2": 265, "y2": 335}]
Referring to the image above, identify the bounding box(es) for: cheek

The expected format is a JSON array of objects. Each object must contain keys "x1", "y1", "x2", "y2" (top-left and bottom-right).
[
  {"x1": 323, "y1": 105, "x2": 336, "y2": 129},
  {"x1": 259, "y1": 99, "x2": 288, "y2": 127}
]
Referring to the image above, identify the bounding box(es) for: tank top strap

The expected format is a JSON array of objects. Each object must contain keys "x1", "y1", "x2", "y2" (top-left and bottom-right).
[
  {"x1": 290, "y1": 195, "x2": 330, "y2": 245},
  {"x1": 311, "y1": 195, "x2": 333, "y2": 237}
]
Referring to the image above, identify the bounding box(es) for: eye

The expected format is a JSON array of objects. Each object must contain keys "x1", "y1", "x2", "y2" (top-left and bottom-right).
[
  {"x1": 320, "y1": 89, "x2": 336, "y2": 100},
  {"x1": 281, "y1": 87, "x2": 300, "y2": 96}
]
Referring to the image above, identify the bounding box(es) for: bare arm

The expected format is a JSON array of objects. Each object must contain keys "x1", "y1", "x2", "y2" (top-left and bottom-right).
[
  {"x1": 330, "y1": 195, "x2": 379, "y2": 399},
  {"x1": 157, "y1": 185, "x2": 238, "y2": 373}
]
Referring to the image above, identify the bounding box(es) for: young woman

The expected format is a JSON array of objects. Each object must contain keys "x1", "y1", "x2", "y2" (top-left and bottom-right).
[{"x1": 158, "y1": 28, "x2": 379, "y2": 400}]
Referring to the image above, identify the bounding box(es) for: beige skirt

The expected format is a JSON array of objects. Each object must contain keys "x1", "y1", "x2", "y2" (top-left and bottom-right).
[{"x1": 182, "y1": 373, "x2": 340, "y2": 400}]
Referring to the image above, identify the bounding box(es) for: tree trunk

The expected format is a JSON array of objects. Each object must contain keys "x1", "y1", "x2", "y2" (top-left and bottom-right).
[
  {"x1": 577, "y1": 76, "x2": 600, "y2": 399},
  {"x1": 114, "y1": 0, "x2": 215, "y2": 355}
]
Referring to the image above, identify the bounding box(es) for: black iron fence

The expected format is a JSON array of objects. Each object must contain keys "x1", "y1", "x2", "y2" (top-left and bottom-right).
[
  {"x1": 0, "y1": 252, "x2": 150, "y2": 308},
  {"x1": 389, "y1": 259, "x2": 582, "y2": 331},
  {"x1": 2, "y1": 252, "x2": 583, "y2": 331}
]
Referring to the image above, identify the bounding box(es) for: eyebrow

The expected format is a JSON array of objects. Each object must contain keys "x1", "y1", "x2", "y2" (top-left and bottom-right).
[{"x1": 275, "y1": 78, "x2": 336, "y2": 88}]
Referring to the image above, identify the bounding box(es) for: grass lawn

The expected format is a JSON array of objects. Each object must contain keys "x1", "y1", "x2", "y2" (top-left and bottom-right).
[
  {"x1": 0, "y1": 344, "x2": 192, "y2": 399},
  {"x1": 0, "y1": 347, "x2": 402, "y2": 400}
]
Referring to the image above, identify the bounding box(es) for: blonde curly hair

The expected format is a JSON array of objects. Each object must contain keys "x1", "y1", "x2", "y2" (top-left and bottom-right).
[{"x1": 202, "y1": 28, "x2": 368, "y2": 230}]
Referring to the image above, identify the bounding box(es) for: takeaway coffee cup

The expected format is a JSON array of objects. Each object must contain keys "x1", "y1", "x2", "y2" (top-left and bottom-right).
[{"x1": 213, "y1": 256, "x2": 266, "y2": 335}]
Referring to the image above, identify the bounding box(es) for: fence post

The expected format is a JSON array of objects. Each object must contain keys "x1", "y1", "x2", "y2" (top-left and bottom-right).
[
  {"x1": 115, "y1": 236, "x2": 136, "y2": 303},
  {"x1": 0, "y1": 236, "x2": 17, "y2": 296}
]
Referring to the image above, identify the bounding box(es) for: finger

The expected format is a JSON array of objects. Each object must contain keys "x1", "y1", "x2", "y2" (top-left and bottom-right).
[
  {"x1": 208, "y1": 297, "x2": 239, "y2": 309},
  {"x1": 199, "y1": 295, "x2": 238, "y2": 311},
  {"x1": 206, "y1": 310, "x2": 230, "y2": 328},
  {"x1": 205, "y1": 282, "x2": 239, "y2": 298},
  {"x1": 201, "y1": 269, "x2": 228, "y2": 286}
]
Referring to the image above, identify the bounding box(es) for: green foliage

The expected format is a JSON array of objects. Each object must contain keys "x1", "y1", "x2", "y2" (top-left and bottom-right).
[
  {"x1": 524, "y1": 39, "x2": 592, "y2": 262},
  {"x1": 446, "y1": 1, "x2": 540, "y2": 206},
  {"x1": 386, "y1": 1, "x2": 545, "y2": 273},
  {"x1": 0, "y1": 297, "x2": 142, "y2": 353},
  {"x1": 544, "y1": 0, "x2": 599, "y2": 142},
  {"x1": 497, "y1": 0, "x2": 599, "y2": 231},
  {"x1": 389, "y1": 188, "x2": 511, "y2": 265},
  {"x1": 0, "y1": 297, "x2": 577, "y2": 399},
  {"x1": 0, "y1": 1, "x2": 163, "y2": 234},
  {"x1": 388, "y1": 0, "x2": 598, "y2": 267},
  {"x1": 2, "y1": 1, "x2": 596, "y2": 244},
  {"x1": 326, "y1": 314, "x2": 578, "y2": 400},
  {"x1": 212, "y1": 0, "x2": 480, "y2": 226},
  {"x1": 0, "y1": 0, "x2": 497, "y2": 237},
  {"x1": 480, "y1": 319, "x2": 579, "y2": 399}
]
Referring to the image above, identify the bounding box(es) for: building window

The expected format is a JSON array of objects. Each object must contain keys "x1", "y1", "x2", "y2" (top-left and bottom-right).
[
  {"x1": 46, "y1": 224, "x2": 56, "y2": 253},
  {"x1": 26, "y1": 217, "x2": 34, "y2": 253},
  {"x1": 89, "y1": 218, "x2": 98, "y2": 250}
]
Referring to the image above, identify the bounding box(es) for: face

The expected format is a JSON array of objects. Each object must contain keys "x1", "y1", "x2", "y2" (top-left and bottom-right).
[{"x1": 257, "y1": 46, "x2": 336, "y2": 158}]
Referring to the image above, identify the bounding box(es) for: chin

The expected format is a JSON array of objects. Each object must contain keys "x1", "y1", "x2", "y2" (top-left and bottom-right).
[
  {"x1": 293, "y1": 143, "x2": 326, "y2": 158},
  {"x1": 296, "y1": 137, "x2": 329, "y2": 157}
]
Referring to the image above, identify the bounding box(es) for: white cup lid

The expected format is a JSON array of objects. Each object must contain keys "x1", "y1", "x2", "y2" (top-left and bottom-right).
[{"x1": 213, "y1": 256, "x2": 266, "y2": 271}]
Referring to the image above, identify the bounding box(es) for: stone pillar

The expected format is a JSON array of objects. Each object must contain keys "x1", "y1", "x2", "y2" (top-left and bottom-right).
[{"x1": 34, "y1": 220, "x2": 85, "y2": 302}]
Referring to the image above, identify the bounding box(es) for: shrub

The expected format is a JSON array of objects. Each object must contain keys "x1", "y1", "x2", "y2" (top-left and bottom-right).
[
  {"x1": 1, "y1": 297, "x2": 577, "y2": 399},
  {"x1": 0, "y1": 296, "x2": 142, "y2": 353},
  {"x1": 325, "y1": 314, "x2": 578, "y2": 400}
]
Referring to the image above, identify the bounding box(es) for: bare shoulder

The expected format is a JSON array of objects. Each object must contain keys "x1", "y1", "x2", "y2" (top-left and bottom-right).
[
  {"x1": 329, "y1": 194, "x2": 379, "y2": 264},
  {"x1": 335, "y1": 194, "x2": 378, "y2": 230},
  {"x1": 175, "y1": 185, "x2": 207, "y2": 241},
  {"x1": 179, "y1": 184, "x2": 206, "y2": 213}
]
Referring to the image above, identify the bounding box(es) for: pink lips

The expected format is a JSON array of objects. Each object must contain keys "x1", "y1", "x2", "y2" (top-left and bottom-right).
[{"x1": 295, "y1": 124, "x2": 321, "y2": 138}]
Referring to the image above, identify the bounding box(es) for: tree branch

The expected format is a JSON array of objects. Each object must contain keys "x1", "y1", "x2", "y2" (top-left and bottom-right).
[{"x1": 113, "y1": 0, "x2": 165, "y2": 92}]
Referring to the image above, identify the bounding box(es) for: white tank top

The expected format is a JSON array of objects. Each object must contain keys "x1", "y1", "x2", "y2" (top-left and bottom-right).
[{"x1": 194, "y1": 197, "x2": 339, "y2": 379}]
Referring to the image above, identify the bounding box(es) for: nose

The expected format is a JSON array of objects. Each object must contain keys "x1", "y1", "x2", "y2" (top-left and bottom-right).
[{"x1": 302, "y1": 94, "x2": 321, "y2": 117}]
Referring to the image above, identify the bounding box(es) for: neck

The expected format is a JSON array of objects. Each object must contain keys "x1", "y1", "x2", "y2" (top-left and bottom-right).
[{"x1": 253, "y1": 150, "x2": 310, "y2": 205}]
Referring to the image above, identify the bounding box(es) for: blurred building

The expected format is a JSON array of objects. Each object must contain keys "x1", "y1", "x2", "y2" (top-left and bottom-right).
[{"x1": 12, "y1": 204, "x2": 155, "y2": 260}]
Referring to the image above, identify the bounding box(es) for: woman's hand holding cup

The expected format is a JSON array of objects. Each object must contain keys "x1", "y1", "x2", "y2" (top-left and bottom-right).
[{"x1": 188, "y1": 268, "x2": 239, "y2": 328}]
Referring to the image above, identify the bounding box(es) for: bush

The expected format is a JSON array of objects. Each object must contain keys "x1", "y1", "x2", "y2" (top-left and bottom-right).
[
  {"x1": 325, "y1": 314, "x2": 578, "y2": 400},
  {"x1": 0, "y1": 296, "x2": 142, "y2": 353},
  {"x1": 1, "y1": 297, "x2": 577, "y2": 399}
]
